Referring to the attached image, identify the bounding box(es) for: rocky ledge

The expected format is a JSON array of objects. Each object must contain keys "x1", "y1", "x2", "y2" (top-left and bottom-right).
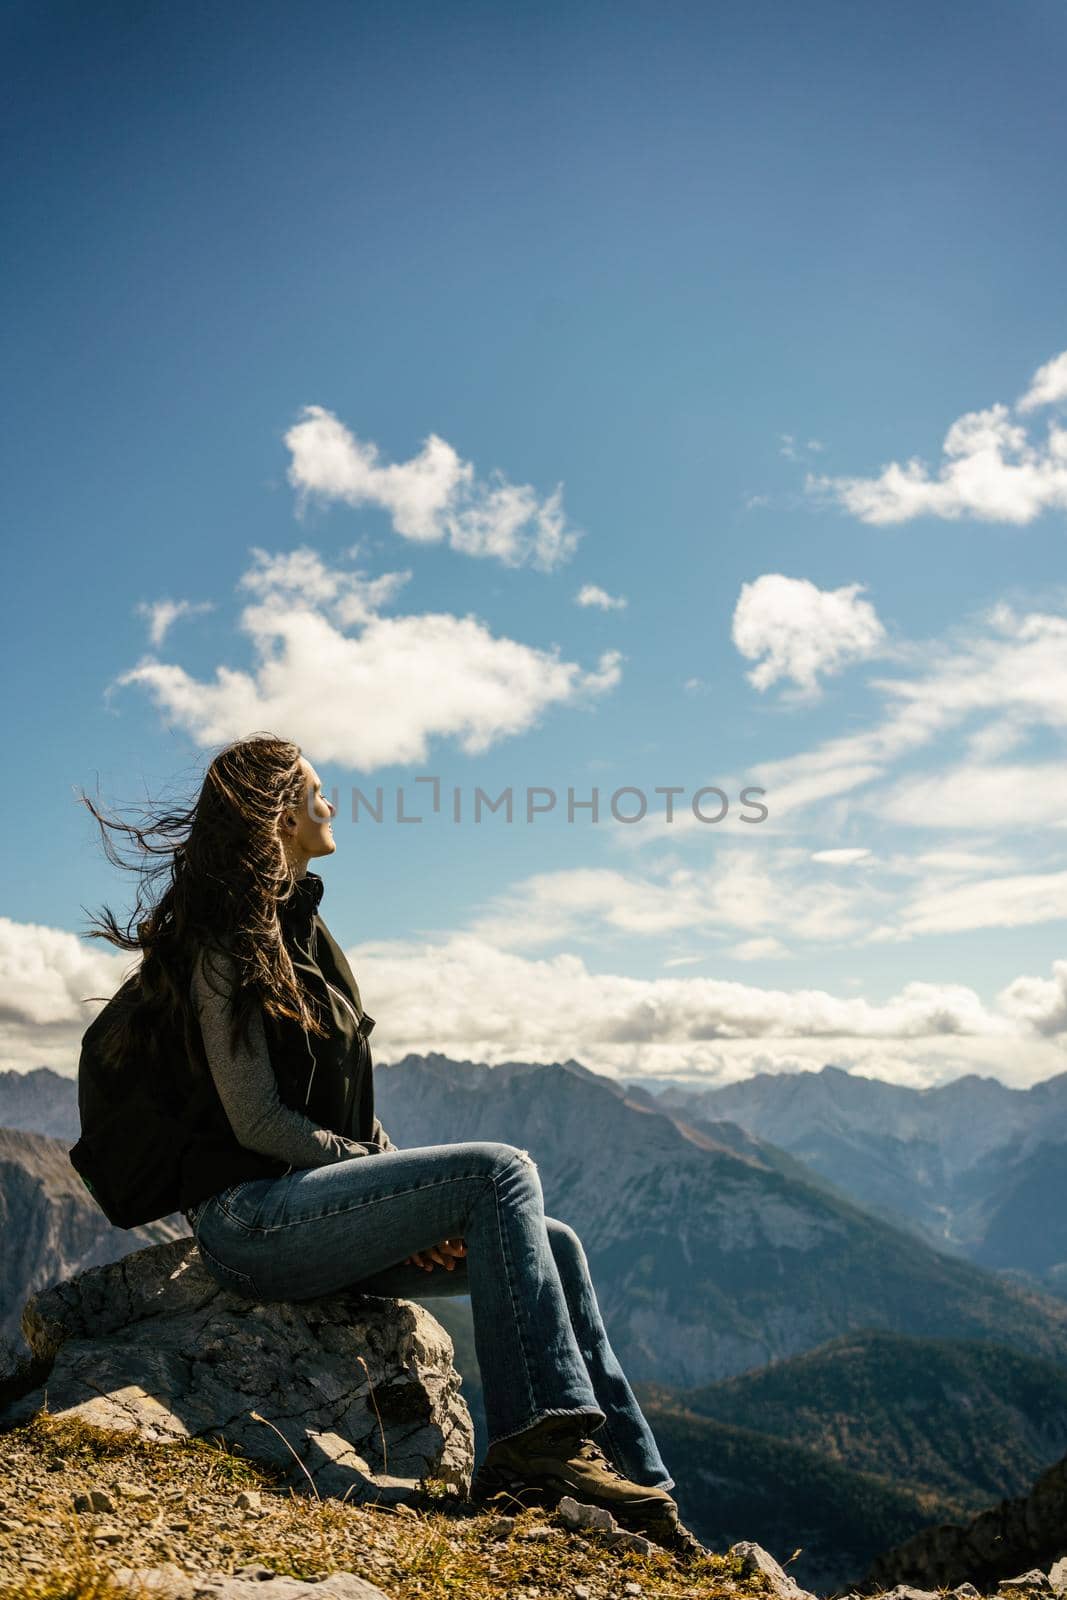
[
  {"x1": 861, "y1": 1454, "x2": 1067, "y2": 1595},
  {"x1": 0, "y1": 1235, "x2": 472, "y2": 1503}
]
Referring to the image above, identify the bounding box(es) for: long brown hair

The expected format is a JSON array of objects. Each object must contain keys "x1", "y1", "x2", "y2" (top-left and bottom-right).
[{"x1": 77, "y1": 732, "x2": 331, "y2": 1077}]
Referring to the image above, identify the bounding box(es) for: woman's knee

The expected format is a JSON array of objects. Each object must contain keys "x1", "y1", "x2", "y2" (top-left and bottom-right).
[
  {"x1": 459, "y1": 1139, "x2": 539, "y2": 1179},
  {"x1": 545, "y1": 1215, "x2": 588, "y2": 1271}
]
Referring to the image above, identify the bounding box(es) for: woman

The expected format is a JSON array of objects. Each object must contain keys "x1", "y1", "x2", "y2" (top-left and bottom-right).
[{"x1": 80, "y1": 733, "x2": 705, "y2": 1562}]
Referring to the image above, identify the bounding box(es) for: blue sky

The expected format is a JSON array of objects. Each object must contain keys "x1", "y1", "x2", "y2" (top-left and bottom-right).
[{"x1": 4, "y1": 0, "x2": 1067, "y2": 1089}]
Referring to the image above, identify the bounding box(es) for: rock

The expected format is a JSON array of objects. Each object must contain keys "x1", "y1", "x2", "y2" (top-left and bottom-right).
[
  {"x1": 0, "y1": 1125, "x2": 188, "y2": 1351},
  {"x1": 109, "y1": 1564, "x2": 187, "y2": 1596},
  {"x1": 557, "y1": 1493, "x2": 618, "y2": 1532},
  {"x1": 863, "y1": 1450, "x2": 1067, "y2": 1593},
  {"x1": 91, "y1": 1524, "x2": 125, "y2": 1543},
  {"x1": 999, "y1": 1576, "x2": 1055, "y2": 1594},
  {"x1": 603, "y1": 1528, "x2": 653, "y2": 1554},
  {"x1": 1050, "y1": 1560, "x2": 1067, "y2": 1594},
  {"x1": 89, "y1": 1487, "x2": 116, "y2": 1512},
  {"x1": 730, "y1": 1539, "x2": 817, "y2": 1600},
  {"x1": 111, "y1": 1565, "x2": 390, "y2": 1598},
  {"x1": 117, "y1": 1479, "x2": 156, "y2": 1501},
  {"x1": 1, "y1": 1237, "x2": 473, "y2": 1505},
  {"x1": 555, "y1": 1503, "x2": 656, "y2": 1551},
  {"x1": 234, "y1": 1489, "x2": 262, "y2": 1511}
]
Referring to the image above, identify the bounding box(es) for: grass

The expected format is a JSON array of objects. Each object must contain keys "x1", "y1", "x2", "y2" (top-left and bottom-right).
[{"x1": 0, "y1": 1408, "x2": 1003, "y2": 1600}]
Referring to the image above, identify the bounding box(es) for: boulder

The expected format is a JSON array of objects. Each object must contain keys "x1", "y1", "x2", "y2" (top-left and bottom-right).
[
  {"x1": 0, "y1": 1237, "x2": 473, "y2": 1503},
  {"x1": 730, "y1": 1539, "x2": 818, "y2": 1600},
  {"x1": 862, "y1": 1452, "x2": 1067, "y2": 1593}
]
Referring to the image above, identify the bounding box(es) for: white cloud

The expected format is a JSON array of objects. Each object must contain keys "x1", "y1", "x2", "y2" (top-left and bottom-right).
[
  {"x1": 0, "y1": 918, "x2": 130, "y2": 1074},
  {"x1": 6, "y1": 915, "x2": 1065, "y2": 1091},
  {"x1": 997, "y1": 959, "x2": 1067, "y2": 1036},
  {"x1": 478, "y1": 816, "x2": 1067, "y2": 948},
  {"x1": 909, "y1": 847, "x2": 1022, "y2": 875},
  {"x1": 463, "y1": 847, "x2": 888, "y2": 953},
  {"x1": 807, "y1": 347, "x2": 1067, "y2": 526},
  {"x1": 722, "y1": 601, "x2": 1067, "y2": 828},
  {"x1": 346, "y1": 932, "x2": 1060, "y2": 1088},
  {"x1": 962, "y1": 717, "x2": 1030, "y2": 762},
  {"x1": 886, "y1": 867, "x2": 1067, "y2": 938},
  {"x1": 575, "y1": 584, "x2": 627, "y2": 611},
  {"x1": 728, "y1": 936, "x2": 792, "y2": 961},
  {"x1": 284, "y1": 405, "x2": 581, "y2": 571},
  {"x1": 876, "y1": 761, "x2": 1067, "y2": 831},
  {"x1": 238, "y1": 544, "x2": 413, "y2": 625},
  {"x1": 732, "y1": 573, "x2": 887, "y2": 694},
  {"x1": 135, "y1": 598, "x2": 215, "y2": 646},
  {"x1": 1018, "y1": 350, "x2": 1067, "y2": 413},
  {"x1": 779, "y1": 435, "x2": 826, "y2": 463},
  {"x1": 113, "y1": 546, "x2": 622, "y2": 766}
]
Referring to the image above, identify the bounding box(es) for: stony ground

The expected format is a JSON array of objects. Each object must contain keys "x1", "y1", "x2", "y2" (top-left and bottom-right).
[{"x1": 0, "y1": 1410, "x2": 770, "y2": 1599}]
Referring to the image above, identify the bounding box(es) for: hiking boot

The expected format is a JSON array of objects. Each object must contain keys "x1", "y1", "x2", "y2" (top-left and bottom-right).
[
  {"x1": 638, "y1": 1506, "x2": 711, "y2": 1564},
  {"x1": 469, "y1": 1415, "x2": 692, "y2": 1552}
]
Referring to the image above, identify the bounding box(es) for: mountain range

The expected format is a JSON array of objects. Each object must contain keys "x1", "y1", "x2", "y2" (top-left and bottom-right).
[
  {"x1": 633, "y1": 1330, "x2": 1067, "y2": 1589},
  {"x1": 371, "y1": 1052, "x2": 1067, "y2": 1385},
  {"x1": 641, "y1": 1064, "x2": 1067, "y2": 1294},
  {"x1": 6, "y1": 1054, "x2": 1067, "y2": 1590},
  {"x1": 0, "y1": 1124, "x2": 185, "y2": 1359},
  {"x1": 5, "y1": 1058, "x2": 1067, "y2": 1387}
]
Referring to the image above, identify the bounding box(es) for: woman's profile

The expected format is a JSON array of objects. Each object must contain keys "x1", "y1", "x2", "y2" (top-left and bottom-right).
[{"x1": 78, "y1": 732, "x2": 705, "y2": 1561}]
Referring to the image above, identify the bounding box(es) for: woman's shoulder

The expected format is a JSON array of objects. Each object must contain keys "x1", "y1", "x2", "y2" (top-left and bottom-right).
[{"x1": 189, "y1": 934, "x2": 240, "y2": 1002}]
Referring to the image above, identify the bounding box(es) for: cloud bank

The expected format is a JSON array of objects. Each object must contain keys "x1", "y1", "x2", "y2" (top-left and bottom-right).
[{"x1": 6, "y1": 915, "x2": 1064, "y2": 1091}]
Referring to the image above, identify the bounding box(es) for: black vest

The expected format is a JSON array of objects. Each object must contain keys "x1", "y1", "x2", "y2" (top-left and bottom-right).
[{"x1": 176, "y1": 872, "x2": 378, "y2": 1212}]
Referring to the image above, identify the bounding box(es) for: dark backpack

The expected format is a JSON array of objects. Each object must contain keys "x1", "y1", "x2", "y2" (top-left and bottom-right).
[{"x1": 68, "y1": 970, "x2": 197, "y2": 1229}]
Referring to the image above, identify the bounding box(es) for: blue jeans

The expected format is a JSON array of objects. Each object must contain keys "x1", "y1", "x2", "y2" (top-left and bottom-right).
[{"x1": 186, "y1": 1138, "x2": 674, "y2": 1491}]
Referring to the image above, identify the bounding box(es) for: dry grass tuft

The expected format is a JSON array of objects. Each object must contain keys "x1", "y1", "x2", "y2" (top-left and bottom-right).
[{"x1": 0, "y1": 1407, "x2": 784, "y2": 1599}]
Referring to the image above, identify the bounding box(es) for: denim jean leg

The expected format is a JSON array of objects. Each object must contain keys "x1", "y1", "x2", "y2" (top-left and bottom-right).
[
  {"x1": 466, "y1": 1147, "x2": 606, "y2": 1447},
  {"x1": 192, "y1": 1141, "x2": 605, "y2": 1450},
  {"x1": 545, "y1": 1216, "x2": 675, "y2": 1492}
]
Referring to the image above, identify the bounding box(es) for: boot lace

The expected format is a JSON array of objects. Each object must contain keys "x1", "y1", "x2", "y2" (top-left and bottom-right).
[{"x1": 570, "y1": 1437, "x2": 627, "y2": 1480}]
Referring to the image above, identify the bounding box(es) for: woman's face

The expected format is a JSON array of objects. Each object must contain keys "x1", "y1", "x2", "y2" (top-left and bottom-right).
[{"x1": 281, "y1": 757, "x2": 337, "y2": 867}]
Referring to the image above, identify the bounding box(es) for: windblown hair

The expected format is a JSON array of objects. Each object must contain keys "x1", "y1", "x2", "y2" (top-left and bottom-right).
[{"x1": 77, "y1": 732, "x2": 332, "y2": 1079}]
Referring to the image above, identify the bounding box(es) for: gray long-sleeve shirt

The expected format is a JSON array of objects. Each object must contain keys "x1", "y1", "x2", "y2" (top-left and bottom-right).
[{"x1": 190, "y1": 945, "x2": 396, "y2": 1170}]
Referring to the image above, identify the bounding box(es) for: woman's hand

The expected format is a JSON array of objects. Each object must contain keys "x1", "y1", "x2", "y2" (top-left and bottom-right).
[{"x1": 404, "y1": 1238, "x2": 467, "y2": 1272}]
